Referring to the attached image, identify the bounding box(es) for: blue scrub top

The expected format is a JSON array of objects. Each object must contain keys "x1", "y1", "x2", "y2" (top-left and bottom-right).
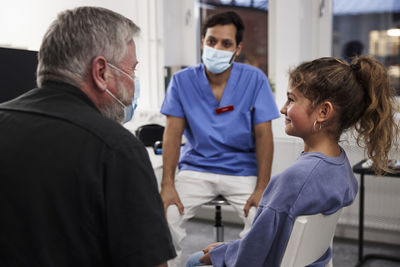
[{"x1": 161, "y1": 63, "x2": 280, "y2": 176}]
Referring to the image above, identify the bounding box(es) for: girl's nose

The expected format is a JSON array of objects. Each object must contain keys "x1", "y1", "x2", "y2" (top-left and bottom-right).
[{"x1": 280, "y1": 105, "x2": 286, "y2": 115}]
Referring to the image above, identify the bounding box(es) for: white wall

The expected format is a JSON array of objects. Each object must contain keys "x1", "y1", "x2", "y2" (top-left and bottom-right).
[
  {"x1": 269, "y1": 0, "x2": 332, "y2": 139},
  {"x1": 0, "y1": 0, "x2": 139, "y2": 51},
  {"x1": 135, "y1": 0, "x2": 165, "y2": 111},
  {"x1": 124, "y1": 0, "x2": 200, "y2": 133},
  {"x1": 163, "y1": 0, "x2": 198, "y2": 67}
]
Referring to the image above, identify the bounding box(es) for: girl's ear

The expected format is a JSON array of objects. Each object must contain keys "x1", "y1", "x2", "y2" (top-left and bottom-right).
[{"x1": 317, "y1": 101, "x2": 334, "y2": 122}]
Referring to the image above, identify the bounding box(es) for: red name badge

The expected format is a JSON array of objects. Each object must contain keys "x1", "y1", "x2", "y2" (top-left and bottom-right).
[{"x1": 215, "y1": 105, "x2": 234, "y2": 114}]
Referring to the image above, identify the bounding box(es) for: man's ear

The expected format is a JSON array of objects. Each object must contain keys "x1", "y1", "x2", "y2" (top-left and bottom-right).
[
  {"x1": 317, "y1": 101, "x2": 334, "y2": 122},
  {"x1": 235, "y1": 42, "x2": 243, "y2": 58},
  {"x1": 92, "y1": 56, "x2": 108, "y2": 92}
]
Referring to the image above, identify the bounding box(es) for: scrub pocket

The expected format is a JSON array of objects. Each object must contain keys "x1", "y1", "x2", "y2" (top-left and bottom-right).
[{"x1": 223, "y1": 110, "x2": 253, "y2": 150}]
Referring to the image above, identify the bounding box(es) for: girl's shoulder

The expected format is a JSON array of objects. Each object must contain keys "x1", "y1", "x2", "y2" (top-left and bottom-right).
[
  {"x1": 258, "y1": 156, "x2": 322, "y2": 213},
  {"x1": 260, "y1": 149, "x2": 357, "y2": 215}
]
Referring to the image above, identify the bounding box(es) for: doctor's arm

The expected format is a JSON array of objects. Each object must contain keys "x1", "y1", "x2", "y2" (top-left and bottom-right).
[
  {"x1": 244, "y1": 121, "x2": 274, "y2": 217},
  {"x1": 160, "y1": 115, "x2": 186, "y2": 217}
]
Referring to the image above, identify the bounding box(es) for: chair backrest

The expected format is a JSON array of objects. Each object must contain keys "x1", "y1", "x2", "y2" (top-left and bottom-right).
[
  {"x1": 280, "y1": 209, "x2": 342, "y2": 267},
  {"x1": 135, "y1": 124, "x2": 165, "y2": 147}
]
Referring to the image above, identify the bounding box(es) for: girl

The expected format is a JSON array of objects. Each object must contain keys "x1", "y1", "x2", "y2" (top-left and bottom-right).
[{"x1": 186, "y1": 56, "x2": 399, "y2": 267}]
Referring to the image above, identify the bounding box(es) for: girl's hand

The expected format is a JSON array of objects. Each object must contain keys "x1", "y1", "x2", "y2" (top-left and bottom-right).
[
  {"x1": 199, "y1": 242, "x2": 226, "y2": 264},
  {"x1": 202, "y1": 242, "x2": 225, "y2": 253}
]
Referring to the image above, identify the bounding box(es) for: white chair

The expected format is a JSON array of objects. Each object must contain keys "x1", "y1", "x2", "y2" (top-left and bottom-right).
[
  {"x1": 280, "y1": 209, "x2": 343, "y2": 267},
  {"x1": 197, "y1": 209, "x2": 342, "y2": 267}
]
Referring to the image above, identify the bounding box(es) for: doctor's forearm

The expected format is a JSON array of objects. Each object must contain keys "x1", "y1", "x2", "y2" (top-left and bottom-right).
[
  {"x1": 255, "y1": 140, "x2": 273, "y2": 191},
  {"x1": 254, "y1": 122, "x2": 274, "y2": 192},
  {"x1": 161, "y1": 139, "x2": 180, "y2": 186},
  {"x1": 161, "y1": 116, "x2": 185, "y2": 187}
]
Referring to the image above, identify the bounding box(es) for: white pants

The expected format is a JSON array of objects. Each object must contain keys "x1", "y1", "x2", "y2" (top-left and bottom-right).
[{"x1": 167, "y1": 170, "x2": 257, "y2": 267}]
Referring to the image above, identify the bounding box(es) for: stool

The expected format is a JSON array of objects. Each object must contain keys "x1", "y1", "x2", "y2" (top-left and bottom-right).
[{"x1": 205, "y1": 195, "x2": 230, "y2": 242}]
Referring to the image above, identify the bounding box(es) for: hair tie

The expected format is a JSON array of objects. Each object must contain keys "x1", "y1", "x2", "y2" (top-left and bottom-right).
[{"x1": 350, "y1": 63, "x2": 361, "y2": 71}]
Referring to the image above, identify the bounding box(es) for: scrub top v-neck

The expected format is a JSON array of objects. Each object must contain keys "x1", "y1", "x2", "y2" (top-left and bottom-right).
[
  {"x1": 199, "y1": 64, "x2": 238, "y2": 108},
  {"x1": 161, "y1": 62, "x2": 280, "y2": 176}
]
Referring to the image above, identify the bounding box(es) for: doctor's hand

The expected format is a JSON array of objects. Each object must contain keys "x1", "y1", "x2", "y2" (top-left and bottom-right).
[
  {"x1": 244, "y1": 188, "x2": 263, "y2": 217},
  {"x1": 160, "y1": 183, "x2": 184, "y2": 218}
]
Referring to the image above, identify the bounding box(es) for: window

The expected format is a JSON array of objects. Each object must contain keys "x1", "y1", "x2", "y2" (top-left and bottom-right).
[{"x1": 332, "y1": 0, "x2": 400, "y2": 94}]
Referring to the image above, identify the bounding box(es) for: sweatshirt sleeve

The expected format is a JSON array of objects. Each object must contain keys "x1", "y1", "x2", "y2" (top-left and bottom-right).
[{"x1": 210, "y1": 207, "x2": 292, "y2": 267}]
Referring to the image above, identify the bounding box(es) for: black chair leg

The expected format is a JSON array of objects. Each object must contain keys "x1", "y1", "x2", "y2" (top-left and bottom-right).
[{"x1": 215, "y1": 205, "x2": 224, "y2": 242}]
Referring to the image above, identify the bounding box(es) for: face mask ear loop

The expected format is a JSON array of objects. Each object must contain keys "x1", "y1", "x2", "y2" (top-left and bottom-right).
[
  {"x1": 105, "y1": 89, "x2": 126, "y2": 109},
  {"x1": 107, "y1": 63, "x2": 135, "y2": 82},
  {"x1": 229, "y1": 49, "x2": 237, "y2": 64}
]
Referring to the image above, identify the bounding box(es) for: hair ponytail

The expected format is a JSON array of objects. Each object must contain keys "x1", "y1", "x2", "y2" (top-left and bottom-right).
[{"x1": 352, "y1": 56, "x2": 399, "y2": 174}]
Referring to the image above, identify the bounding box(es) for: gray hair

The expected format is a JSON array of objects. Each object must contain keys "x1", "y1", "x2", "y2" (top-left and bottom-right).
[{"x1": 36, "y1": 6, "x2": 140, "y2": 88}]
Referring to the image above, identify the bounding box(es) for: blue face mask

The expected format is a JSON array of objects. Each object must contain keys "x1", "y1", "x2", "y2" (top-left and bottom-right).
[
  {"x1": 106, "y1": 63, "x2": 140, "y2": 123},
  {"x1": 124, "y1": 78, "x2": 140, "y2": 122},
  {"x1": 202, "y1": 45, "x2": 236, "y2": 74}
]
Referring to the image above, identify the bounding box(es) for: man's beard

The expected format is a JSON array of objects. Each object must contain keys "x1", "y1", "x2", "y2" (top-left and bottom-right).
[{"x1": 100, "y1": 80, "x2": 131, "y2": 123}]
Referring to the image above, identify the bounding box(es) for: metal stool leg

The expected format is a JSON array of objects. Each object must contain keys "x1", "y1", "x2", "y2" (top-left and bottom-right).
[
  {"x1": 215, "y1": 205, "x2": 224, "y2": 242},
  {"x1": 206, "y1": 195, "x2": 229, "y2": 242}
]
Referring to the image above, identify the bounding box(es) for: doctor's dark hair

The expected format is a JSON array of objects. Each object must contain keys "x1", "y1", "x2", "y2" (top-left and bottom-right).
[
  {"x1": 202, "y1": 11, "x2": 245, "y2": 45},
  {"x1": 37, "y1": 6, "x2": 140, "y2": 88},
  {"x1": 289, "y1": 56, "x2": 398, "y2": 174}
]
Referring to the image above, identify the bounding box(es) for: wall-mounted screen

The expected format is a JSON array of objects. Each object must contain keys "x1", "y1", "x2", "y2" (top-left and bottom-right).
[{"x1": 0, "y1": 47, "x2": 38, "y2": 103}]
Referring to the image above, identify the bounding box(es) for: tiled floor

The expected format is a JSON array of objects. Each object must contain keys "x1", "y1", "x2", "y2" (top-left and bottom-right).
[{"x1": 181, "y1": 219, "x2": 400, "y2": 267}]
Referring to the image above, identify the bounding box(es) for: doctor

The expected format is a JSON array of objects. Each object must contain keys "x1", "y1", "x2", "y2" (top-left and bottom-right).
[{"x1": 160, "y1": 11, "x2": 279, "y2": 266}]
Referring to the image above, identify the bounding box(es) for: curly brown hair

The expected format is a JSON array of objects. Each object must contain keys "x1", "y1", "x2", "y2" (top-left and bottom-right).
[{"x1": 289, "y1": 56, "x2": 399, "y2": 174}]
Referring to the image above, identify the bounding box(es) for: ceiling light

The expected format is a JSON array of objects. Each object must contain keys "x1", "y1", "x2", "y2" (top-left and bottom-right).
[{"x1": 387, "y1": 28, "x2": 400, "y2": 37}]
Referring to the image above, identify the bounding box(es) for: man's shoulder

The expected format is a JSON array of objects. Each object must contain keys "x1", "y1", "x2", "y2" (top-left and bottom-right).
[
  {"x1": 234, "y1": 62, "x2": 265, "y2": 75},
  {"x1": 173, "y1": 64, "x2": 203, "y2": 79},
  {"x1": 87, "y1": 116, "x2": 140, "y2": 150},
  {"x1": 60, "y1": 106, "x2": 142, "y2": 153},
  {"x1": 233, "y1": 63, "x2": 269, "y2": 87},
  {"x1": 0, "y1": 83, "x2": 140, "y2": 152}
]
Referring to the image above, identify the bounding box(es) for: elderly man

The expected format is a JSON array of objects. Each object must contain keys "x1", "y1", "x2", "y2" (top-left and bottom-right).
[{"x1": 0, "y1": 6, "x2": 175, "y2": 267}]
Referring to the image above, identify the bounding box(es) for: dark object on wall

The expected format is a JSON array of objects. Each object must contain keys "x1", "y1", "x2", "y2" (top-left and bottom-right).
[
  {"x1": 0, "y1": 47, "x2": 38, "y2": 103},
  {"x1": 135, "y1": 124, "x2": 165, "y2": 147},
  {"x1": 342, "y1": 40, "x2": 364, "y2": 63},
  {"x1": 164, "y1": 66, "x2": 187, "y2": 92}
]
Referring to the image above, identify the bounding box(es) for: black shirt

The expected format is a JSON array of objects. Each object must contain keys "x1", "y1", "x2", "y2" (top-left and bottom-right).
[{"x1": 0, "y1": 82, "x2": 176, "y2": 266}]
